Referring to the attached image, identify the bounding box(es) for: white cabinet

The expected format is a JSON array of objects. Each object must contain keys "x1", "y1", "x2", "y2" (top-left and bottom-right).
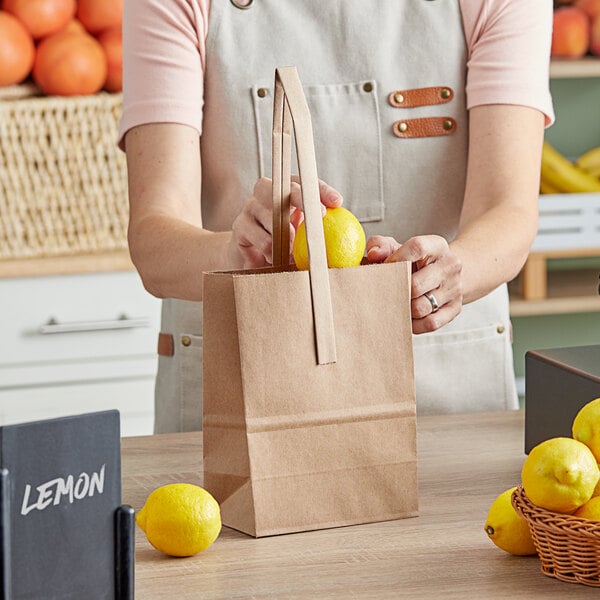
[{"x1": 0, "y1": 270, "x2": 160, "y2": 436}]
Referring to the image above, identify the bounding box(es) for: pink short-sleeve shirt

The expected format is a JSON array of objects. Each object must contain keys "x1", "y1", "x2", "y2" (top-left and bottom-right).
[{"x1": 118, "y1": 0, "x2": 554, "y2": 146}]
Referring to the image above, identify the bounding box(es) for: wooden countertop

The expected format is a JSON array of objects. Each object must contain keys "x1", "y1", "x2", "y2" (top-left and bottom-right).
[
  {"x1": 121, "y1": 411, "x2": 598, "y2": 599},
  {"x1": 0, "y1": 250, "x2": 134, "y2": 279}
]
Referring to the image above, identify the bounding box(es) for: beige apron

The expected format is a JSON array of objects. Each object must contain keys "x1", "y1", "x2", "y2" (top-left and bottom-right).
[{"x1": 154, "y1": 0, "x2": 518, "y2": 433}]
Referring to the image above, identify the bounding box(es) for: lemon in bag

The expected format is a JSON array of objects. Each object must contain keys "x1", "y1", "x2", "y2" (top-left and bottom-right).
[{"x1": 293, "y1": 207, "x2": 366, "y2": 270}]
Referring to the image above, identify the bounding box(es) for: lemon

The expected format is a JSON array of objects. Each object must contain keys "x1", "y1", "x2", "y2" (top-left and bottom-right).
[
  {"x1": 136, "y1": 483, "x2": 221, "y2": 557},
  {"x1": 573, "y1": 495, "x2": 600, "y2": 521},
  {"x1": 293, "y1": 207, "x2": 366, "y2": 270},
  {"x1": 521, "y1": 437, "x2": 600, "y2": 513},
  {"x1": 484, "y1": 487, "x2": 537, "y2": 555},
  {"x1": 594, "y1": 468, "x2": 600, "y2": 497},
  {"x1": 572, "y1": 397, "x2": 600, "y2": 462}
]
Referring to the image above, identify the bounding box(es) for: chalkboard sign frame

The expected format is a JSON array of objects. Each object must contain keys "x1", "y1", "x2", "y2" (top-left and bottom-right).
[{"x1": 0, "y1": 411, "x2": 135, "y2": 600}]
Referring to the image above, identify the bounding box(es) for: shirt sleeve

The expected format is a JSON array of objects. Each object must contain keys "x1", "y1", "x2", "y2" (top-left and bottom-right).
[
  {"x1": 118, "y1": 0, "x2": 210, "y2": 150},
  {"x1": 461, "y1": 0, "x2": 555, "y2": 127}
]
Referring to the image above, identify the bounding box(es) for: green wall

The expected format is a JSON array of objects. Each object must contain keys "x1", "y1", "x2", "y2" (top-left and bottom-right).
[{"x1": 512, "y1": 76, "x2": 600, "y2": 390}]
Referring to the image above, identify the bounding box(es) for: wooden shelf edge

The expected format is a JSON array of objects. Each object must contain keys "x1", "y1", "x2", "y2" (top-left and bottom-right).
[
  {"x1": 510, "y1": 295, "x2": 600, "y2": 317},
  {"x1": 0, "y1": 250, "x2": 135, "y2": 279},
  {"x1": 550, "y1": 57, "x2": 600, "y2": 79},
  {"x1": 509, "y1": 267, "x2": 600, "y2": 317}
]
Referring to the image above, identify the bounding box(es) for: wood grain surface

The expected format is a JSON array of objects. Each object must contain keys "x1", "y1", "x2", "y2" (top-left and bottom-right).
[{"x1": 122, "y1": 411, "x2": 598, "y2": 599}]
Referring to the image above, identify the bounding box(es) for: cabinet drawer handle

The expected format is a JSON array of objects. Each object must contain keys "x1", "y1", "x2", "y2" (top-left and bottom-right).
[{"x1": 39, "y1": 314, "x2": 151, "y2": 334}]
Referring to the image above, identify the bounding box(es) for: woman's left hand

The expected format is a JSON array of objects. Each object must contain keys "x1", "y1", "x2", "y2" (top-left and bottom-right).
[{"x1": 366, "y1": 234, "x2": 463, "y2": 334}]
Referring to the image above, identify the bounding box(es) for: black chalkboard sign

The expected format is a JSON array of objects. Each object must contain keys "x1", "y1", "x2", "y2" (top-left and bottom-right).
[{"x1": 0, "y1": 410, "x2": 124, "y2": 599}]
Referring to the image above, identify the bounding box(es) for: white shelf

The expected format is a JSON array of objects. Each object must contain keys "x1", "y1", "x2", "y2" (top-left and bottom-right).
[{"x1": 550, "y1": 58, "x2": 600, "y2": 79}]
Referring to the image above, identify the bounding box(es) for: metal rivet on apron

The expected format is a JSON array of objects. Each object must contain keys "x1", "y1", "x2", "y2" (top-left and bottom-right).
[
  {"x1": 230, "y1": 0, "x2": 254, "y2": 9},
  {"x1": 397, "y1": 122, "x2": 408, "y2": 133},
  {"x1": 443, "y1": 119, "x2": 454, "y2": 131},
  {"x1": 393, "y1": 92, "x2": 404, "y2": 104},
  {"x1": 496, "y1": 325, "x2": 505, "y2": 335},
  {"x1": 181, "y1": 335, "x2": 192, "y2": 347},
  {"x1": 257, "y1": 87, "x2": 268, "y2": 98},
  {"x1": 440, "y1": 88, "x2": 451, "y2": 99},
  {"x1": 363, "y1": 82, "x2": 373, "y2": 93}
]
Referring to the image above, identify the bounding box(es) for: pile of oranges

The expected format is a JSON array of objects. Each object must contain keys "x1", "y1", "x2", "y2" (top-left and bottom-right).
[{"x1": 0, "y1": 0, "x2": 122, "y2": 95}]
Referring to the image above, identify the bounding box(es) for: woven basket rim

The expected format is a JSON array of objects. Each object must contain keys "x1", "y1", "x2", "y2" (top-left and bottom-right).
[
  {"x1": 512, "y1": 486, "x2": 600, "y2": 538},
  {"x1": 1, "y1": 89, "x2": 128, "y2": 261},
  {"x1": 512, "y1": 485, "x2": 600, "y2": 587}
]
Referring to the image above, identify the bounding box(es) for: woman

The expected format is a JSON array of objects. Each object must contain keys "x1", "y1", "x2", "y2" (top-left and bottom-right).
[{"x1": 119, "y1": 0, "x2": 554, "y2": 433}]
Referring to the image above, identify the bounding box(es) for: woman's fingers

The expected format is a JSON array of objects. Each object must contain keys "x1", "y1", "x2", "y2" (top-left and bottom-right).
[
  {"x1": 232, "y1": 176, "x2": 341, "y2": 268},
  {"x1": 290, "y1": 175, "x2": 343, "y2": 211},
  {"x1": 366, "y1": 235, "x2": 402, "y2": 263},
  {"x1": 370, "y1": 234, "x2": 464, "y2": 333},
  {"x1": 411, "y1": 297, "x2": 463, "y2": 335}
]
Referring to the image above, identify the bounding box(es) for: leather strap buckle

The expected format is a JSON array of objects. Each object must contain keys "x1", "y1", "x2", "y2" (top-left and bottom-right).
[{"x1": 157, "y1": 333, "x2": 174, "y2": 357}]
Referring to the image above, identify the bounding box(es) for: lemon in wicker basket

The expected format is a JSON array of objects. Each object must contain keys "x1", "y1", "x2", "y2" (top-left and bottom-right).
[
  {"x1": 572, "y1": 397, "x2": 600, "y2": 462},
  {"x1": 574, "y1": 495, "x2": 600, "y2": 520},
  {"x1": 522, "y1": 437, "x2": 600, "y2": 514}
]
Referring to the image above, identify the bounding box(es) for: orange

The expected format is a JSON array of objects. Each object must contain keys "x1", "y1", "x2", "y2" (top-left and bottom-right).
[
  {"x1": 0, "y1": 11, "x2": 35, "y2": 86},
  {"x1": 3, "y1": 0, "x2": 75, "y2": 40},
  {"x1": 60, "y1": 18, "x2": 86, "y2": 34},
  {"x1": 97, "y1": 26, "x2": 122, "y2": 92},
  {"x1": 33, "y1": 31, "x2": 107, "y2": 96},
  {"x1": 76, "y1": 0, "x2": 122, "y2": 35},
  {"x1": 293, "y1": 207, "x2": 366, "y2": 270}
]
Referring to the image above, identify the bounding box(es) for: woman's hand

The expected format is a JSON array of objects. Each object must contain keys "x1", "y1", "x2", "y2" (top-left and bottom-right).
[
  {"x1": 366, "y1": 234, "x2": 463, "y2": 334},
  {"x1": 230, "y1": 176, "x2": 343, "y2": 268}
]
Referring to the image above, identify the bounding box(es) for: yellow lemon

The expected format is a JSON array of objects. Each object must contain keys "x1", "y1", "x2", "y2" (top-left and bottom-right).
[
  {"x1": 573, "y1": 495, "x2": 600, "y2": 521},
  {"x1": 293, "y1": 207, "x2": 366, "y2": 270},
  {"x1": 484, "y1": 487, "x2": 537, "y2": 555},
  {"x1": 521, "y1": 437, "x2": 600, "y2": 513},
  {"x1": 136, "y1": 483, "x2": 221, "y2": 557},
  {"x1": 572, "y1": 397, "x2": 600, "y2": 462}
]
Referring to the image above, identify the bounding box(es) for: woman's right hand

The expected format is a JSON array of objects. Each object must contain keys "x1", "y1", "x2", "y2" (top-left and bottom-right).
[{"x1": 229, "y1": 176, "x2": 343, "y2": 269}]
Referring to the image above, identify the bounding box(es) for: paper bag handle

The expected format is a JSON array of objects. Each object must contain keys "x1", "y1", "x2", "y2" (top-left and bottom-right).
[{"x1": 272, "y1": 66, "x2": 337, "y2": 365}]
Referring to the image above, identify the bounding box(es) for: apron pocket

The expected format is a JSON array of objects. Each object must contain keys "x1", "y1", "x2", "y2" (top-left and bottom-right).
[
  {"x1": 252, "y1": 79, "x2": 384, "y2": 223},
  {"x1": 178, "y1": 333, "x2": 203, "y2": 432},
  {"x1": 412, "y1": 323, "x2": 516, "y2": 415}
]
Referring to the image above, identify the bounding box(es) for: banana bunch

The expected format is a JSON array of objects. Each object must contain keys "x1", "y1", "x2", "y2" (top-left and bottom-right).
[{"x1": 540, "y1": 141, "x2": 600, "y2": 194}]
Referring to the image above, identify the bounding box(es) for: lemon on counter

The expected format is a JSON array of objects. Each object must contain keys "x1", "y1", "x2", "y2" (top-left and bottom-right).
[
  {"x1": 484, "y1": 487, "x2": 537, "y2": 556},
  {"x1": 293, "y1": 207, "x2": 366, "y2": 270},
  {"x1": 521, "y1": 437, "x2": 600, "y2": 513},
  {"x1": 572, "y1": 397, "x2": 600, "y2": 462},
  {"x1": 136, "y1": 483, "x2": 222, "y2": 557}
]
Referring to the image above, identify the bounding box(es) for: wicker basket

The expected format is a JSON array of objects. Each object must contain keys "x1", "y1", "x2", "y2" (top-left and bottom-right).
[
  {"x1": 512, "y1": 486, "x2": 600, "y2": 587},
  {"x1": 0, "y1": 85, "x2": 129, "y2": 260}
]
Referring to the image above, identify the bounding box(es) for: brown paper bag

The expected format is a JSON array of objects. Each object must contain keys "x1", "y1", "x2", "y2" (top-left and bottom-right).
[{"x1": 202, "y1": 66, "x2": 417, "y2": 537}]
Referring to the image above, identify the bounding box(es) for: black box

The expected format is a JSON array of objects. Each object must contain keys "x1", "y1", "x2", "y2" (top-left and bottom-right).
[{"x1": 525, "y1": 345, "x2": 600, "y2": 454}]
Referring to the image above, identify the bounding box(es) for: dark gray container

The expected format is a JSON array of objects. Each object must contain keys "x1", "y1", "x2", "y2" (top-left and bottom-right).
[{"x1": 525, "y1": 345, "x2": 600, "y2": 454}]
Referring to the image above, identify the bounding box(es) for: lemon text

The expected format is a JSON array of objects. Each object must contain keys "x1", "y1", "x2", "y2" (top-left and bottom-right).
[{"x1": 20, "y1": 464, "x2": 106, "y2": 516}]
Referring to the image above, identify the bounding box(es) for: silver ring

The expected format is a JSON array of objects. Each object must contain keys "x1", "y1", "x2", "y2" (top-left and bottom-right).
[{"x1": 425, "y1": 293, "x2": 439, "y2": 313}]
